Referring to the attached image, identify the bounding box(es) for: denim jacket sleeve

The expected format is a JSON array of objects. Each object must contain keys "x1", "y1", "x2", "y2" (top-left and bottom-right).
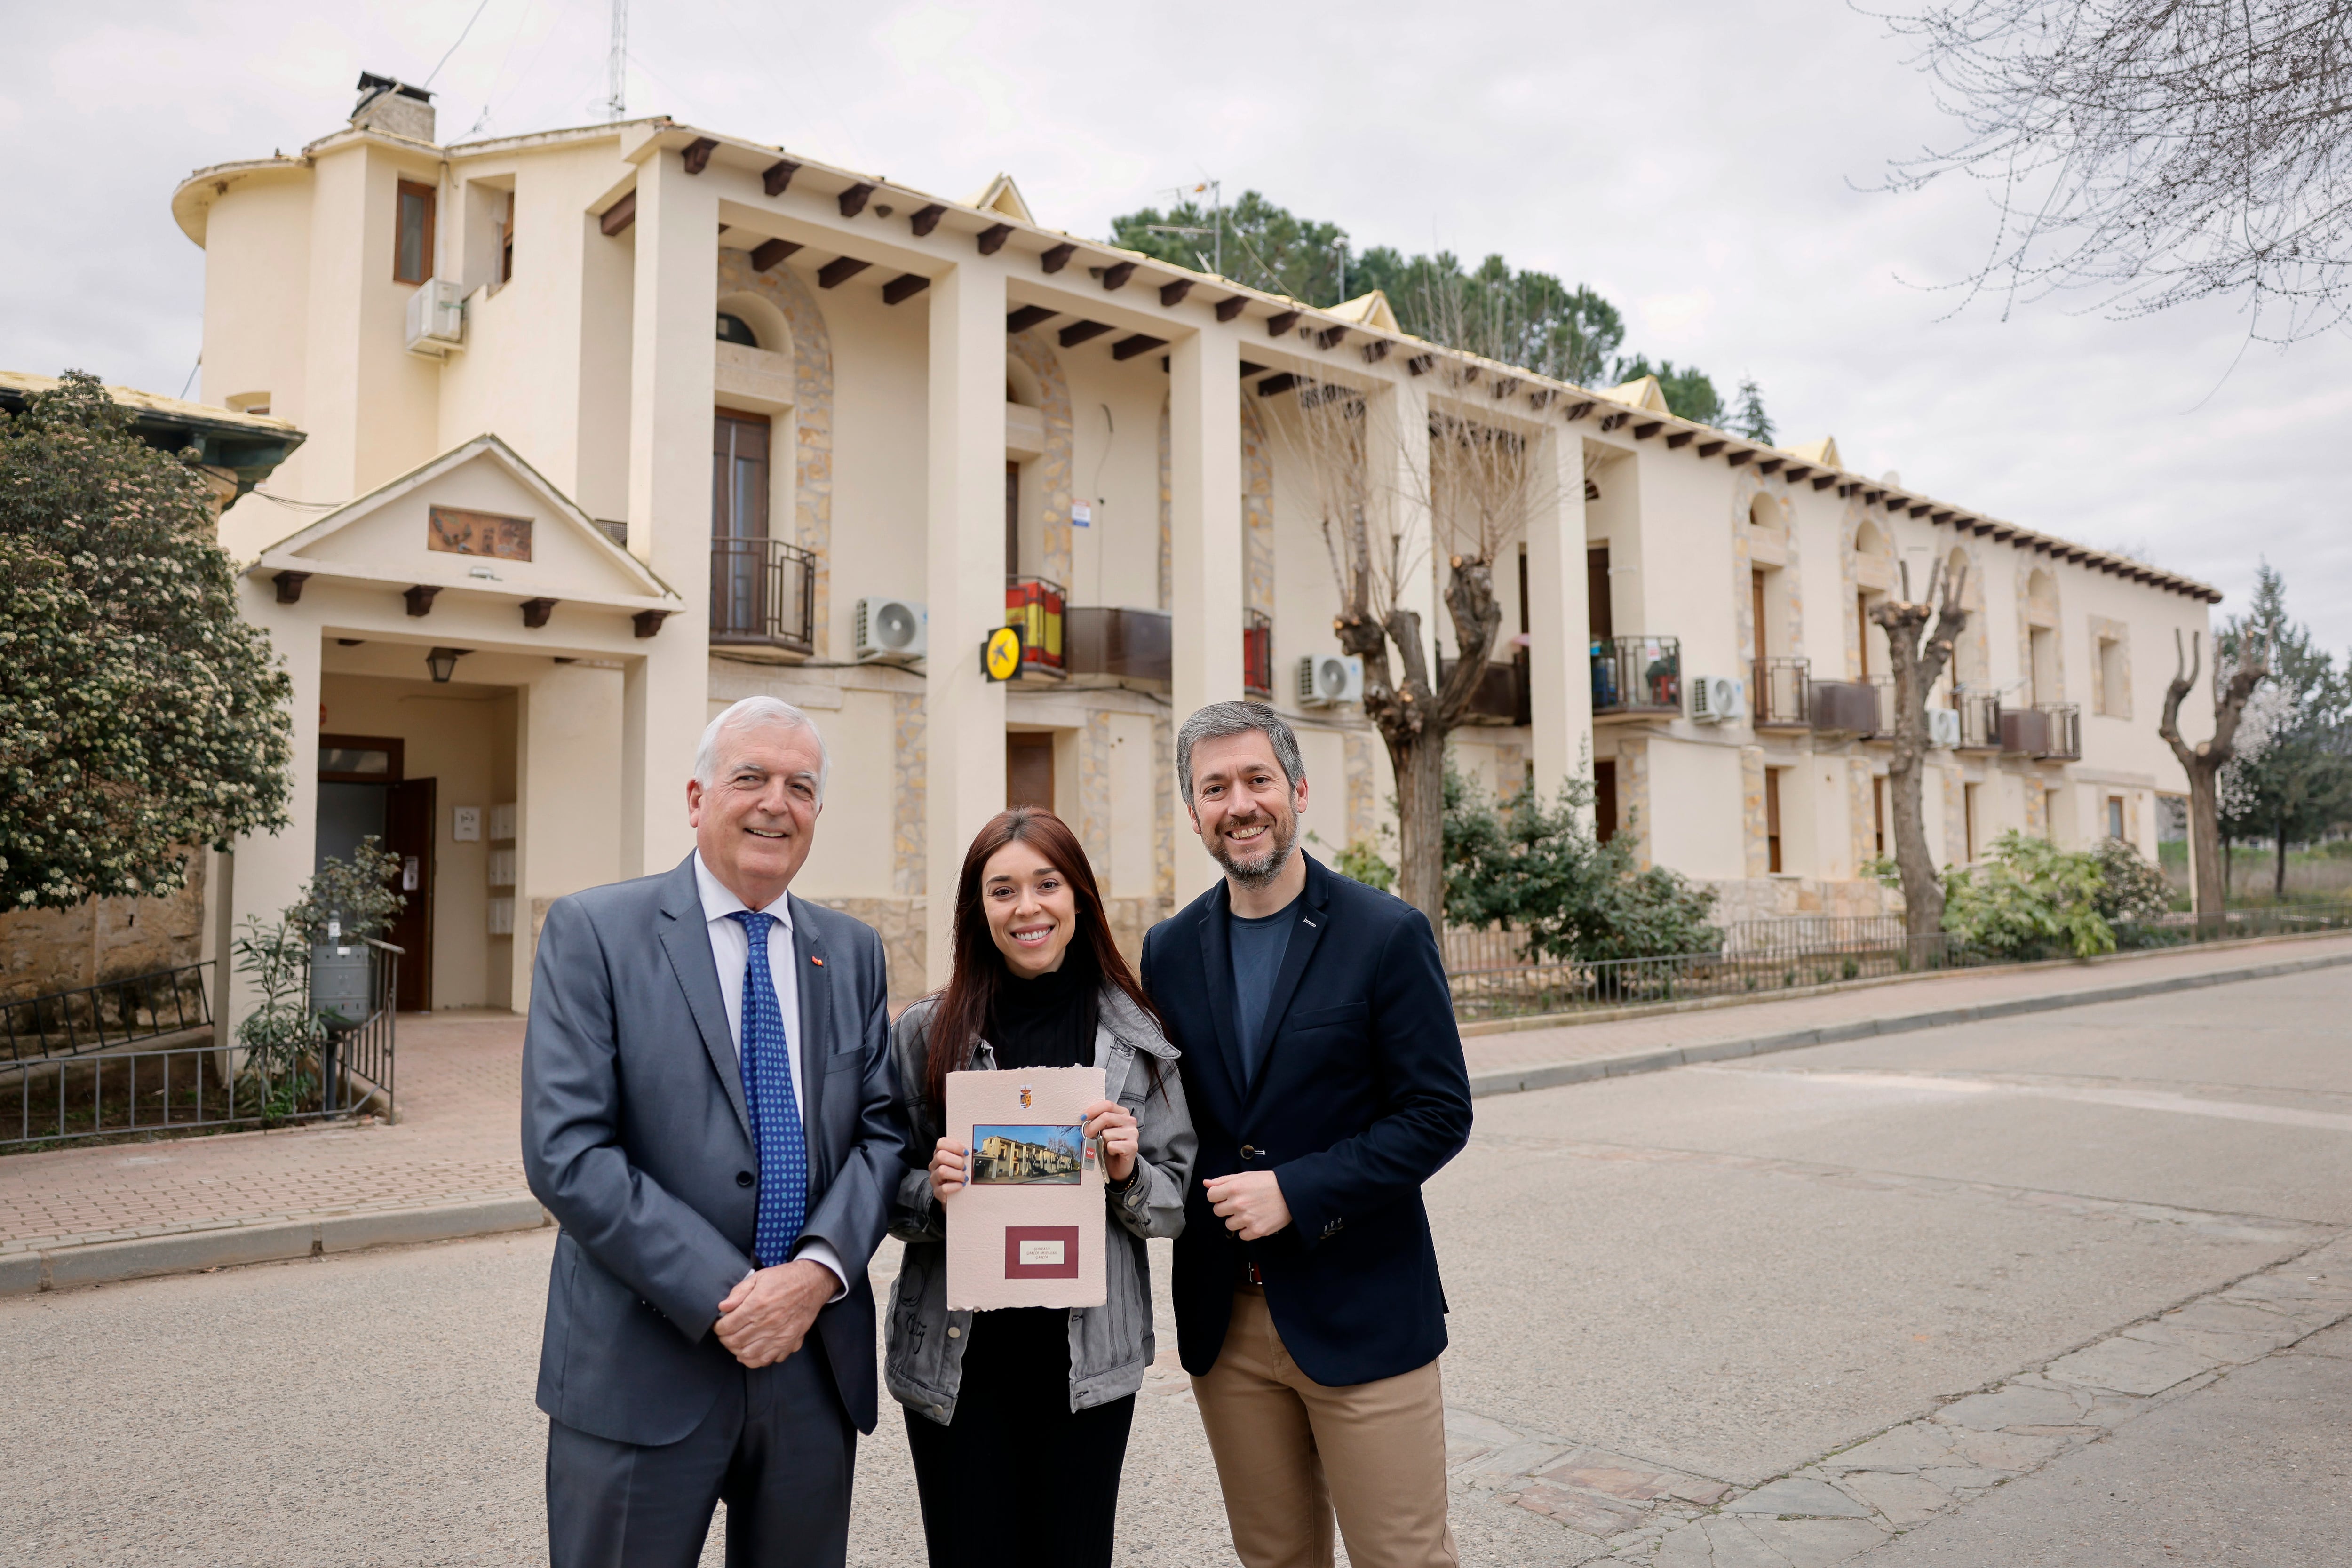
[
  {"x1": 888, "y1": 1001, "x2": 946, "y2": 1243},
  {"x1": 1106, "y1": 1018, "x2": 1196, "y2": 1242}
]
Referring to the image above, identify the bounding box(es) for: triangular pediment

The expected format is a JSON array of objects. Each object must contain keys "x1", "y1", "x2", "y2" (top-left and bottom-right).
[
  {"x1": 1604, "y1": 374, "x2": 1670, "y2": 414},
  {"x1": 254, "y1": 434, "x2": 672, "y2": 605},
  {"x1": 967, "y1": 173, "x2": 1034, "y2": 225},
  {"x1": 1788, "y1": 436, "x2": 1841, "y2": 470},
  {"x1": 1327, "y1": 290, "x2": 1400, "y2": 333}
]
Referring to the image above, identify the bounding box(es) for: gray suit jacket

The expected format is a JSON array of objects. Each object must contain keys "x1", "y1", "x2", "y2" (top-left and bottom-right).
[{"x1": 522, "y1": 855, "x2": 907, "y2": 1446}]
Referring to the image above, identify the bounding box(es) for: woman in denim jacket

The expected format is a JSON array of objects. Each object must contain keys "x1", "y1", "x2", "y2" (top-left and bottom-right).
[{"x1": 887, "y1": 807, "x2": 1195, "y2": 1568}]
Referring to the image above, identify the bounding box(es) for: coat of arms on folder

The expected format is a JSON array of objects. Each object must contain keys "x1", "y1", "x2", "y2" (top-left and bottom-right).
[{"x1": 943, "y1": 1065, "x2": 1106, "y2": 1310}]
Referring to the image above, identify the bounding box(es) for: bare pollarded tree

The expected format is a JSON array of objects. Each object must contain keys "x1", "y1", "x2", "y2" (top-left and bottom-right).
[
  {"x1": 1870, "y1": 557, "x2": 1970, "y2": 941},
  {"x1": 2159, "y1": 629, "x2": 2269, "y2": 918},
  {"x1": 1874, "y1": 0, "x2": 2352, "y2": 342},
  {"x1": 1270, "y1": 357, "x2": 1554, "y2": 927}
]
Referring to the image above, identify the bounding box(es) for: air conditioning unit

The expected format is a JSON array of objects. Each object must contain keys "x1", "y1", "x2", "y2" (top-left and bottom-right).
[
  {"x1": 1296, "y1": 653, "x2": 1363, "y2": 708},
  {"x1": 404, "y1": 279, "x2": 466, "y2": 357},
  {"x1": 1926, "y1": 707, "x2": 1963, "y2": 748},
  {"x1": 1690, "y1": 674, "x2": 1745, "y2": 724},
  {"x1": 853, "y1": 597, "x2": 927, "y2": 662}
]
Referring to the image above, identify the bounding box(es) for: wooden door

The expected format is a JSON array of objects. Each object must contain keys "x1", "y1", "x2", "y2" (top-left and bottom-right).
[
  {"x1": 386, "y1": 778, "x2": 436, "y2": 1012},
  {"x1": 1586, "y1": 548, "x2": 1613, "y2": 641},
  {"x1": 1593, "y1": 760, "x2": 1618, "y2": 844},
  {"x1": 1763, "y1": 768, "x2": 1783, "y2": 875},
  {"x1": 1752, "y1": 570, "x2": 1769, "y2": 661},
  {"x1": 1006, "y1": 732, "x2": 1055, "y2": 812}
]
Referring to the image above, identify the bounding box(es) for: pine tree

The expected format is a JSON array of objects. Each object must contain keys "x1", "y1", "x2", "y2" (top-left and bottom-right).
[{"x1": 1732, "y1": 378, "x2": 1775, "y2": 443}]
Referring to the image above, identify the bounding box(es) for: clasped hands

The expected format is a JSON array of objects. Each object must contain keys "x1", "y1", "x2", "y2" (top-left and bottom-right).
[
  {"x1": 929, "y1": 1098, "x2": 1140, "y2": 1202},
  {"x1": 714, "y1": 1258, "x2": 832, "y2": 1369}
]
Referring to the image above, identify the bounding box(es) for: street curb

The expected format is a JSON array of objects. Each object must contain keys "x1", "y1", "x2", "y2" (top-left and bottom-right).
[
  {"x1": 1, "y1": 1195, "x2": 550, "y2": 1298},
  {"x1": 1467, "y1": 948, "x2": 2352, "y2": 1099}
]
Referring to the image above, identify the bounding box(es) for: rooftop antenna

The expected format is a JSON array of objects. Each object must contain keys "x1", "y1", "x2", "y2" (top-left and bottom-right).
[
  {"x1": 1144, "y1": 178, "x2": 1222, "y2": 278},
  {"x1": 605, "y1": 0, "x2": 627, "y2": 121}
]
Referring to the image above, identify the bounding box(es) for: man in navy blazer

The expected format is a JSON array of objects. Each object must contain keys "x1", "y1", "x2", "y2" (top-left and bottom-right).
[
  {"x1": 523, "y1": 696, "x2": 906, "y2": 1568},
  {"x1": 1141, "y1": 701, "x2": 1472, "y2": 1568}
]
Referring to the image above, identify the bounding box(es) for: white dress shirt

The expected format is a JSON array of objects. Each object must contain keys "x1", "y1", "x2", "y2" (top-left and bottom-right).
[{"x1": 693, "y1": 852, "x2": 847, "y2": 1297}]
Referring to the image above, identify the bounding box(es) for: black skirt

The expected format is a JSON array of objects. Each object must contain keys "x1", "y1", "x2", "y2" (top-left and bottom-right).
[{"x1": 902, "y1": 1306, "x2": 1137, "y2": 1568}]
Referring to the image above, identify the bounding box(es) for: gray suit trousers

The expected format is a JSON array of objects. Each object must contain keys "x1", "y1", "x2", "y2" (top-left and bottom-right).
[{"x1": 546, "y1": 1342, "x2": 854, "y2": 1568}]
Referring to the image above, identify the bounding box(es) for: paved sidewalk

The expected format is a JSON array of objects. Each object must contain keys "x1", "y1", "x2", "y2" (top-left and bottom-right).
[{"x1": 1, "y1": 934, "x2": 2344, "y2": 1287}]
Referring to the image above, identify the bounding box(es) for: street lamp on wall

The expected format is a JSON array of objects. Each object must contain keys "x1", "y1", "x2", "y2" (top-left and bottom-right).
[{"x1": 426, "y1": 647, "x2": 471, "y2": 684}]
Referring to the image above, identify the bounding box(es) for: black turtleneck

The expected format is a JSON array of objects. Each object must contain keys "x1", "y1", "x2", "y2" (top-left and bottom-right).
[{"x1": 985, "y1": 946, "x2": 1099, "y2": 1071}]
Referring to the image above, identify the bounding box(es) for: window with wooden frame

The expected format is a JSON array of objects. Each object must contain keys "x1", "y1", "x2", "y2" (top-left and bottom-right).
[
  {"x1": 499, "y1": 190, "x2": 516, "y2": 285},
  {"x1": 1764, "y1": 767, "x2": 1784, "y2": 874},
  {"x1": 395, "y1": 180, "x2": 437, "y2": 285}
]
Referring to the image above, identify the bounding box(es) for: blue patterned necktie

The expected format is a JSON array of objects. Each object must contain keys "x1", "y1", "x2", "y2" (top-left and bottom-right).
[{"x1": 727, "y1": 910, "x2": 807, "y2": 1268}]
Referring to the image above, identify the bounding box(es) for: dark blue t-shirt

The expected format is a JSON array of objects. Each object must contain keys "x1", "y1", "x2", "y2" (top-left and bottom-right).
[{"x1": 1228, "y1": 899, "x2": 1295, "y2": 1089}]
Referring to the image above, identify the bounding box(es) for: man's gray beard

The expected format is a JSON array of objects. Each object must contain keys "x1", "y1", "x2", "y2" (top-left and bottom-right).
[{"x1": 1211, "y1": 810, "x2": 1299, "y2": 891}]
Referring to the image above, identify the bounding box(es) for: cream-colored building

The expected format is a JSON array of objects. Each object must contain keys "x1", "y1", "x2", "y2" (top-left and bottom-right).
[{"x1": 169, "y1": 78, "x2": 2217, "y2": 1021}]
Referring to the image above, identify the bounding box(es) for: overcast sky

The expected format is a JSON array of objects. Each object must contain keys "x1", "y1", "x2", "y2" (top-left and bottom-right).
[{"x1": 7, "y1": 0, "x2": 2347, "y2": 649}]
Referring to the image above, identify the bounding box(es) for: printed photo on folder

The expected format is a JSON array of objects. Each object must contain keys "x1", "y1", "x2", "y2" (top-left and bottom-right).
[{"x1": 943, "y1": 1064, "x2": 1106, "y2": 1310}]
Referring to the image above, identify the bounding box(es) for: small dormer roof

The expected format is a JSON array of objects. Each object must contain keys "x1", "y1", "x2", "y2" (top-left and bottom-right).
[
  {"x1": 1327, "y1": 290, "x2": 1402, "y2": 333},
  {"x1": 1787, "y1": 436, "x2": 1841, "y2": 470},
  {"x1": 1603, "y1": 374, "x2": 1670, "y2": 414},
  {"x1": 967, "y1": 173, "x2": 1035, "y2": 225}
]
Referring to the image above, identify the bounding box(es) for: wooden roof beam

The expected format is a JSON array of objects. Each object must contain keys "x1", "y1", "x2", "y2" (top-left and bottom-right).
[
  {"x1": 1267, "y1": 310, "x2": 1301, "y2": 336},
  {"x1": 1058, "y1": 320, "x2": 1112, "y2": 348},
  {"x1": 1725, "y1": 449, "x2": 1753, "y2": 467},
  {"x1": 1040, "y1": 242, "x2": 1076, "y2": 273},
  {"x1": 882, "y1": 273, "x2": 929, "y2": 305},
  {"x1": 1256, "y1": 372, "x2": 1299, "y2": 396},
  {"x1": 1665, "y1": 430, "x2": 1693, "y2": 448},
  {"x1": 1564, "y1": 400, "x2": 1595, "y2": 421},
  {"x1": 977, "y1": 223, "x2": 1012, "y2": 255},
  {"x1": 1160, "y1": 279, "x2": 1194, "y2": 307},
  {"x1": 1406, "y1": 353, "x2": 1436, "y2": 376},
  {"x1": 750, "y1": 237, "x2": 800, "y2": 272},
  {"x1": 599, "y1": 190, "x2": 636, "y2": 236},
  {"x1": 1632, "y1": 421, "x2": 1662, "y2": 439},
  {"x1": 681, "y1": 137, "x2": 718, "y2": 175},
  {"x1": 908, "y1": 203, "x2": 946, "y2": 237},
  {"x1": 816, "y1": 255, "x2": 870, "y2": 289},
  {"x1": 1112, "y1": 333, "x2": 1168, "y2": 361},
  {"x1": 1316, "y1": 325, "x2": 1348, "y2": 350},
  {"x1": 1696, "y1": 439, "x2": 1724, "y2": 457},
  {"x1": 1215, "y1": 295, "x2": 1247, "y2": 322},
  {"x1": 762, "y1": 159, "x2": 799, "y2": 196},
  {"x1": 1098, "y1": 260, "x2": 1137, "y2": 291},
  {"x1": 1756, "y1": 457, "x2": 1783, "y2": 474},
  {"x1": 1006, "y1": 304, "x2": 1056, "y2": 333},
  {"x1": 1362, "y1": 340, "x2": 1393, "y2": 364},
  {"x1": 1598, "y1": 411, "x2": 1629, "y2": 432},
  {"x1": 837, "y1": 182, "x2": 876, "y2": 218}
]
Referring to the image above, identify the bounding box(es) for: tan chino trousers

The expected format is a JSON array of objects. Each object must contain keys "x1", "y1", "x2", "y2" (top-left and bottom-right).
[{"x1": 1191, "y1": 1286, "x2": 1459, "y2": 1568}]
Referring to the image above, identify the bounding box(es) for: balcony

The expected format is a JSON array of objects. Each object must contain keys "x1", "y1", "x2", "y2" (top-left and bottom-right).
[
  {"x1": 1752, "y1": 657, "x2": 1811, "y2": 729},
  {"x1": 2033, "y1": 702, "x2": 2082, "y2": 760},
  {"x1": 1997, "y1": 704, "x2": 2049, "y2": 756},
  {"x1": 1438, "y1": 653, "x2": 1529, "y2": 726},
  {"x1": 1244, "y1": 608, "x2": 1273, "y2": 699},
  {"x1": 1066, "y1": 606, "x2": 1170, "y2": 684},
  {"x1": 1592, "y1": 635, "x2": 1681, "y2": 717},
  {"x1": 1956, "y1": 689, "x2": 2002, "y2": 750},
  {"x1": 710, "y1": 536, "x2": 816, "y2": 653},
  {"x1": 1004, "y1": 576, "x2": 1066, "y2": 677},
  {"x1": 1809, "y1": 678, "x2": 1879, "y2": 738}
]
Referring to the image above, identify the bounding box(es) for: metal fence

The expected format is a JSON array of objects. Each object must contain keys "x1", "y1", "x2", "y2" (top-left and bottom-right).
[
  {"x1": 1442, "y1": 902, "x2": 2352, "y2": 1020},
  {"x1": 2, "y1": 960, "x2": 215, "y2": 1065},
  {"x1": 0, "y1": 944, "x2": 398, "y2": 1150}
]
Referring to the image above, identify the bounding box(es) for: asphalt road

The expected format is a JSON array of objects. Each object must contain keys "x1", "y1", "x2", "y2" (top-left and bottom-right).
[{"x1": 4, "y1": 967, "x2": 2345, "y2": 1566}]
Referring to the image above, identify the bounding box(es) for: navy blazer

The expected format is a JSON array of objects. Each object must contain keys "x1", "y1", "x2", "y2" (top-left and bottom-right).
[
  {"x1": 1142, "y1": 852, "x2": 1472, "y2": 1386},
  {"x1": 522, "y1": 855, "x2": 908, "y2": 1446}
]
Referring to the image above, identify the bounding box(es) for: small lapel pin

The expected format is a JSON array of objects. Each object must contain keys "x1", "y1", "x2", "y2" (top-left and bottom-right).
[
  {"x1": 1303, "y1": 918, "x2": 1318, "y2": 928},
  {"x1": 811, "y1": 955, "x2": 824, "y2": 966}
]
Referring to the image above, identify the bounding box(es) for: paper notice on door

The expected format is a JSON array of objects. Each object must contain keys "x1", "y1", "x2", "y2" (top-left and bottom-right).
[{"x1": 945, "y1": 1065, "x2": 1105, "y2": 1309}]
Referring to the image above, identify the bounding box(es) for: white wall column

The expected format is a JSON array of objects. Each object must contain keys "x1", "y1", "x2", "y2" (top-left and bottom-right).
[
  {"x1": 517, "y1": 662, "x2": 626, "y2": 1000},
  {"x1": 1168, "y1": 328, "x2": 1245, "y2": 897},
  {"x1": 618, "y1": 151, "x2": 717, "y2": 878},
  {"x1": 925, "y1": 257, "x2": 1010, "y2": 981},
  {"x1": 1527, "y1": 426, "x2": 1594, "y2": 812},
  {"x1": 223, "y1": 602, "x2": 322, "y2": 1040}
]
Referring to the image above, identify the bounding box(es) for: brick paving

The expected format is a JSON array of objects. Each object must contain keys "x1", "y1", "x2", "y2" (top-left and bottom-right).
[{"x1": 1, "y1": 934, "x2": 2344, "y2": 1258}]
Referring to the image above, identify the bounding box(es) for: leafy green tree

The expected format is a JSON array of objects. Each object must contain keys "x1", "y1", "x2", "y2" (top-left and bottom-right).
[
  {"x1": 1107, "y1": 192, "x2": 1732, "y2": 407},
  {"x1": 2217, "y1": 563, "x2": 2352, "y2": 899},
  {"x1": 1442, "y1": 767, "x2": 1721, "y2": 962},
  {"x1": 0, "y1": 371, "x2": 294, "y2": 911},
  {"x1": 1732, "y1": 378, "x2": 1774, "y2": 443},
  {"x1": 1941, "y1": 830, "x2": 2115, "y2": 959},
  {"x1": 1609, "y1": 354, "x2": 1724, "y2": 426}
]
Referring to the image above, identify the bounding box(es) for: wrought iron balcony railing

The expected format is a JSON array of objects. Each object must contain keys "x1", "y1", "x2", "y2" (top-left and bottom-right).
[
  {"x1": 1753, "y1": 657, "x2": 1811, "y2": 728},
  {"x1": 1243, "y1": 608, "x2": 1273, "y2": 698},
  {"x1": 1955, "y1": 688, "x2": 2003, "y2": 750},
  {"x1": 1005, "y1": 576, "x2": 1066, "y2": 676},
  {"x1": 1592, "y1": 635, "x2": 1680, "y2": 716},
  {"x1": 2034, "y1": 702, "x2": 2082, "y2": 760},
  {"x1": 709, "y1": 536, "x2": 817, "y2": 653}
]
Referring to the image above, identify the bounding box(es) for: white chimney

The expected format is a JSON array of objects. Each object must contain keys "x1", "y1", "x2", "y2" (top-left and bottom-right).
[{"x1": 351, "y1": 71, "x2": 436, "y2": 143}]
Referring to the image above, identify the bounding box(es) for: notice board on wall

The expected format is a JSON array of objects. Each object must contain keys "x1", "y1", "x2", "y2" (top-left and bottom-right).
[{"x1": 943, "y1": 1065, "x2": 1106, "y2": 1310}]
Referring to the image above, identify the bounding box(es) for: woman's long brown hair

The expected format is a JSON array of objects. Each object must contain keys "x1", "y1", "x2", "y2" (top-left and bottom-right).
[{"x1": 923, "y1": 808, "x2": 1163, "y2": 1116}]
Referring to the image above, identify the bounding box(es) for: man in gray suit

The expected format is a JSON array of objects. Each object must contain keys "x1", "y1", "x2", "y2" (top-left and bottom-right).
[{"x1": 524, "y1": 695, "x2": 907, "y2": 1568}]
